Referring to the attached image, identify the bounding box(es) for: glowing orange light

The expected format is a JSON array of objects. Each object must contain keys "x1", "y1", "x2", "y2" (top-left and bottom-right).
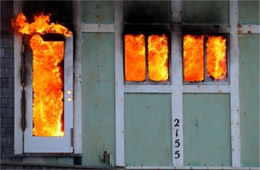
[
  {"x1": 206, "y1": 36, "x2": 227, "y2": 80},
  {"x1": 124, "y1": 34, "x2": 146, "y2": 81},
  {"x1": 12, "y1": 13, "x2": 72, "y2": 37},
  {"x1": 12, "y1": 13, "x2": 72, "y2": 136},
  {"x1": 183, "y1": 35, "x2": 204, "y2": 82},
  {"x1": 148, "y1": 34, "x2": 168, "y2": 81},
  {"x1": 31, "y1": 35, "x2": 64, "y2": 136}
]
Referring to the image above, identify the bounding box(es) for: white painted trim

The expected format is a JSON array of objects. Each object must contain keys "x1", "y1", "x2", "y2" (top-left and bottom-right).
[
  {"x1": 229, "y1": 0, "x2": 241, "y2": 167},
  {"x1": 14, "y1": 1, "x2": 23, "y2": 155},
  {"x1": 81, "y1": 24, "x2": 115, "y2": 33},
  {"x1": 238, "y1": 25, "x2": 260, "y2": 34},
  {"x1": 115, "y1": 0, "x2": 125, "y2": 166},
  {"x1": 126, "y1": 166, "x2": 259, "y2": 170},
  {"x1": 73, "y1": 0, "x2": 82, "y2": 155},
  {"x1": 124, "y1": 85, "x2": 172, "y2": 93},
  {"x1": 171, "y1": 0, "x2": 183, "y2": 167},
  {"x1": 171, "y1": 33, "x2": 184, "y2": 167},
  {"x1": 183, "y1": 85, "x2": 231, "y2": 93}
]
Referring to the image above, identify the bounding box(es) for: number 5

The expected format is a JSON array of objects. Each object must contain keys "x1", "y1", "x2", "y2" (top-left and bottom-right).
[
  {"x1": 175, "y1": 139, "x2": 180, "y2": 148},
  {"x1": 175, "y1": 150, "x2": 180, "y2": 159}
]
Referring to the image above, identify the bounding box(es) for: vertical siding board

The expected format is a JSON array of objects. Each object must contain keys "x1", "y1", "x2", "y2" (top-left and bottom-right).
[
  {"x1": 125, "y1": 94, "x2": 172, "y2": 166},
  {"x1": 81, "y1": 33, "x2": 115, "y2": 166},
  {"x1": 239, "y1": 34, "x2": 260, "y2": 167},
  {"x1": 183, "y1": 94, "x2": 232, "y2": 166}
]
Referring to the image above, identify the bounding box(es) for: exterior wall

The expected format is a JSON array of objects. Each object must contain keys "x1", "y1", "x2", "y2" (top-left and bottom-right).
[
  {"x1": 80, "y1": 1, "x2": 115, "y2": 167},
  {"x1": 0, "y1": 0, "x2": 259, "y2": 169}
]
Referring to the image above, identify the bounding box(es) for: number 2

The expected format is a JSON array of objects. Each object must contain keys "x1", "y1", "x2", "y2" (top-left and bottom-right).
[{"x1": 174, "y1": 119, "x2": 180, "y2": 127}]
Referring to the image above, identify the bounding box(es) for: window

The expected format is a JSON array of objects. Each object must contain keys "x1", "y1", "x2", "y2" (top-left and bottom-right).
[
  {"x1": 124, "y1": 34, "x2": 169, "y2": 82},
  {"x1": 183, "y1": 34, "x2": 228, "y2": 83}
]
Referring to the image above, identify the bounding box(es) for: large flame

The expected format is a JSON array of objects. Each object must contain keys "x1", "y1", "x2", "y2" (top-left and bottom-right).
[
  {"x1": 125, "y1": 34, "x2": 146, "y2": 81},
  {"x1": 12, "y1": 13, "x2": 72, "y2": 37},
  {"x1": 206, "y1": 36, "x2": 227, "y2": 80},
  {"x1": 183, "y1": 35, "x2": 204, "y2": 82},
  {"x1": 148, "y1": 34, "x2": 168, "y2": 81},
  {"x1": 12, "y1": 13, "x2": 72, "y2": 136},
  {"x1": 31, "y1": 35, "x2": 64, "y2": 136}
]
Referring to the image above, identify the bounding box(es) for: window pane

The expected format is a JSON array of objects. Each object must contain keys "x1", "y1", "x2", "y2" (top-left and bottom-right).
[
  {"x1": 31, "y1": 35, "x2": 64, "y2": 137},
  {"x1": 206, "y1": 36, "x2": 227, "y2": 80},
  {"x1": 183, "y1": 35, "x2": 204, "y2": 82},
  {"x1": 125, "y1": 34, "x2": 146, "y2": 81},
  {"x1": 148, "y1": 34, "x2": 169, "y2": 81}
]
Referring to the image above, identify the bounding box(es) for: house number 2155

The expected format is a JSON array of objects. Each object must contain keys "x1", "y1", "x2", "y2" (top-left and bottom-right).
[{"x1": 174, "y1": 119, "x2": 180, "y2": 159}]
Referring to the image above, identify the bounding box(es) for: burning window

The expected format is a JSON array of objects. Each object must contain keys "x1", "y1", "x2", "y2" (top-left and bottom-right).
[
  {"x1": 124, "y1": 34, "x2": 169, "y2": 82},
  {"x1": 183, "y1": 34, "x2": 228, "y2": 82}
]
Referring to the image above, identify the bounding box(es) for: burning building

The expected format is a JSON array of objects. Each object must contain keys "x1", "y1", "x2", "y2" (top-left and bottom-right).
[{"x1": 0, "y1": 0, "x2": 259, "y2": 169}]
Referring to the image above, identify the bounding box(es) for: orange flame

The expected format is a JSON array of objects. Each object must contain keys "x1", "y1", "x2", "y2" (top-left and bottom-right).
[
  {"x1": 148, "y1": 34, "x2": 168, "y2": 81},
  {"x1": 125, "y1": 34, "x2": 146, "y2": 81},
  {"x1": 12, "y1": 13, "x2": 71, "y2": 136},
  {"x1": 206, "y1": 36, "x2": 227, "y2": 80},
  {"x1": 31, "y1": 35, "x2": 64, "y2": 136},
  {"x1": 12, "y1": 13, "x2": 72, "y2": 37},
  {"x1": 183, "y1": 35, "x2": 204, "y2": 82}
]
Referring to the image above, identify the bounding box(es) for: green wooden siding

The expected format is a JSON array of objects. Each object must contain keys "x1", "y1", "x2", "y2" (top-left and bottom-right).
[
  {"x1": 239, "y1": 34, "x2": 260, "y2": 167},
  {"x1": 81, "y1": 33, "x2": 115, "y2": 166},
  {"x1": 81, "y1": 1, "x2": 114, "y2": 24},
  {"x1": 239, "y1": 1, "x2": 260, "y2": 25},
  {"x1": 182, "y1": 0, "x2": 229, "y2": 24},
  {"x1": 183, "y1": 94, "x2": 231, "y2": 166},
  {"x1": 125, "y1": 94, "x2": 172, "y2": 166}
]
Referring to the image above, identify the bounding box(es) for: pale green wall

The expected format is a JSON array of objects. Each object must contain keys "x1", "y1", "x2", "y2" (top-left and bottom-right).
[
  {"x1": 182, "y1": 0, "x2": 229, "y2": 24},
  {"x1": 125, "y1": 94, "x2": 172, "y2": 166},
  {"x1": 239, "y1": 0, "x2": 260, "y2": 24},
  {"x1": 183, "y1": 94, "x2": 232, "y2": 166},
  {"x1": 81, "y1": 1, "x2": 114, "y2": 24},
  {"x1": 239, "y1": 34, "x2": 260, "y2": 167},
  {"x1": 81, "y1": 33, "x2": 115, "y2": 167},
  {"x1": 78, "y1": 0, "x2": 259, "y2": 168}
]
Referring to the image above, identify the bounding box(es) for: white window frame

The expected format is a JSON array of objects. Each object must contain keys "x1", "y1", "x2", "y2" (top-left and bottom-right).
[{"x1": 123, "y1": 32, "x2": 171, "y2": 85}]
